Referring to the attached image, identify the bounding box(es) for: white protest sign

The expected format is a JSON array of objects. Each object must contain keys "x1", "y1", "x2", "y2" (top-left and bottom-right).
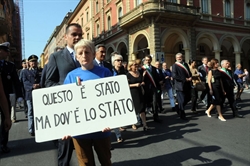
[{"x1": 32, "y1": 75, "x2": 137, "y2": 143}]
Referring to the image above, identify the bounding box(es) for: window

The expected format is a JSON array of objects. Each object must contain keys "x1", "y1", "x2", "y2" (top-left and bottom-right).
[
  {"x1": 97, "y1": 24, "x2": 100, "y2": 36},
  {"x1": 200, "y1": 45, "x2": 205, "y2": 54},
  {"x1": 81, "y1": 17, "x2": 83, "y2": 26},
  {"x1": 107, "y1": 16, "x2": 111, "y2": 30},
  {"x1": 247, "y1": 3, "x2": 250, "y2": 20},
  {"x1": 118, "y1": 7, "x2": 122, "y2": 18},
  {"x1": 86, "y1": 12, "x2": 89, "y2": 21},
  {"x1": 201, "y1": 0, "x2": 209, "y2": 14},
  {"x1": 225, "y1": 0, "x2": 231, "y2": 18},
  {"x1": 96, "y1": 1, "x2": 99, "y2": 13},
  {"x1": 87, "y1": 33, "x2": 89, "y2": 40},
  {"x1": 179, "y1": 44, "x2": 183, "y2": 52},
  {"x1": 135, "y1": 0, "x2": 142, "y2": 6},
  {"x1": 107, "y1": 0, "x2": 110, "y2": 3},
  {"x1": 167, "y1": 0, "x2": 177, "y2": 3}
]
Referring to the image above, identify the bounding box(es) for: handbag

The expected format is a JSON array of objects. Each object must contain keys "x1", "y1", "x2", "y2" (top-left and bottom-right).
[{"x1": 195, "y1": 77, "x2": 206, "y2": 91}]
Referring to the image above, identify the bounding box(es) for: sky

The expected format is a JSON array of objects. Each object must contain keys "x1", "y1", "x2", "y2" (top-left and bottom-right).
[{"x1": 23, "y1": 0, "x2": 80, "y2": 59}]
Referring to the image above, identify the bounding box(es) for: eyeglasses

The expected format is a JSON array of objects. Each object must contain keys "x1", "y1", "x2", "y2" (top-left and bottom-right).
[{"x1": 115, "y1": 59, "x2": 123, "y2": 62}]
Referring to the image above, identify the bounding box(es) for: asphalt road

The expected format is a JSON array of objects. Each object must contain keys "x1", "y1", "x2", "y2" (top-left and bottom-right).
[{"x1": 0, "y1": 89, "x2": 249, "y2": 166}]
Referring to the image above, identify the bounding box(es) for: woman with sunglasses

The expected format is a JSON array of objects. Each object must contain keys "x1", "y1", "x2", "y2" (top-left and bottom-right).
[{"x1": 111, "y1": 54, "x2": 126, "y2": 143}]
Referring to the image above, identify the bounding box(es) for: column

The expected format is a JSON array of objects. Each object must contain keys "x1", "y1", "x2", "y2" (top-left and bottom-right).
[
  {"x1": 213, "y1": 50, "x2": 221, "y2": 62},
  {"x1": 234, "y1": 52, "x2": 241, "y2": 65},
  {"x1": 183, "y1": 48, "x2": 190, "y2": 63}
]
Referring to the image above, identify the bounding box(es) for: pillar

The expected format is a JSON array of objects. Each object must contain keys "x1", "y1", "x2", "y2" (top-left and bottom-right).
[
  {"x1": 234, "y1": 52, "x2": 241, "y2": 65},
  {"x1": 183, "y1": 48, "x2": 190, "y2": 63},
  {"x1": 213, "y1": 50, "x2": 221, "y2": 62}
]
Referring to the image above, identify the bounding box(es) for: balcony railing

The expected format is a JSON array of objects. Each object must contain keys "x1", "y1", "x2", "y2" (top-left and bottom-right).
[
  {"x1": 162, "y1": 2, "x2": 200, "y2": 14},
  {"x1": 120, "y1": 1, "x2": 200, "y2": 28}
]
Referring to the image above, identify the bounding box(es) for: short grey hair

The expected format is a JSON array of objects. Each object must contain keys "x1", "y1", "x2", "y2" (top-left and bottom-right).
[
  {"x1": 175, "y1": 52, "x2": 183, "y2": 58},
  {"x1": 74, "y1": 39, "x2": 95, "y2": 55},
  {"x1": 111, "y1": 54, "x2": 123, "y2": 66},
  {"x1": 220, "y1": 60, "x2": 228, "y2": 66}
]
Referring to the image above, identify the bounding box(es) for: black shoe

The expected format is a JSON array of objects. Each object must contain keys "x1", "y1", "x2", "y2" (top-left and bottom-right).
[
  {"x1": 180, "y1": 116, "x2": 188, "y2": 120},
  {"x1": 236, "y1": 104, "x2": 241, "y2": 109},
  {"x1": 234, "y1": 113, "x2": 243, "y2": 118},
  {"x1": 143, "y1": 126, "x2": 148, "y2": 131},
  {"x1": 29, "y1": 132, "x2": 35, "y2": 136},
  {"x1": 1, "y1": 145, "x2": 10, "y2": 153},
  {"x1": 110, "y1": 146, "x2": 114, "y2": 150},
  {"x1": 191, "y1": 110, "x2": 198, "y2": 114},
  {"x1": 236, "y1": 98, "x2": 242, "y2": 101}
]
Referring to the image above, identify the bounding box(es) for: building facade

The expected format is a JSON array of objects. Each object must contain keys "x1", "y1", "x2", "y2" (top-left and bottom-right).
[
  {"x1": 42, "y1": 0, "x2": 250, "y2": 70},
  {"x1": 0, "y1": 0, "x2": 22, "y2": 67},
  {"x1": 41, "y1": 12, "x2": 72, "y2": 67}
]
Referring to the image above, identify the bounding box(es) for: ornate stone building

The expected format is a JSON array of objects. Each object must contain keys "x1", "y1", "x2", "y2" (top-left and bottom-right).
[
  {"x1": 42, "y1": 0, "x2": 250, "y2": 69},
  {"x1": 0, "y1": 0, "x2": 22, "y2": 67}
]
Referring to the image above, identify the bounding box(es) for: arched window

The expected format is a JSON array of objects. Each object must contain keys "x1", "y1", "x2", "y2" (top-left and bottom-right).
[
  {"x1": 96, "y1": 1, "x2": 99, "y2": 13},
  {"x1": 225, "y1": 0, "x2": 231, "y2": 18},
  {"x1": 97, "y1": 24, "x2": 100, "y2": 35},
  {"x1": 107, "y1": 16, "x2": 111, "y2": 30},
  {"x1": 135, "y1": 0, "x2": 142, "y2": 6},
  {"x1": 118, "y1": 7, "x2": 122, "y2": 18},
  {"x1": 201, "y1": 0, "x2": 209, "y2": 14},
  {"x1": 247, "y1": 3, "x2": 250, "y2": 20}
]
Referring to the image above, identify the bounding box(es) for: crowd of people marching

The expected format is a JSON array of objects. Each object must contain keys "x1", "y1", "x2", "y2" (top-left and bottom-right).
[{"x1": 0, "y1": 23, "x2": 249, "y2": 166}]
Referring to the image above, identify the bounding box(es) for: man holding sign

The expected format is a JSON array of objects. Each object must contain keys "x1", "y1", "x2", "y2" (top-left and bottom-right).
[
  {"x1": 45, "y1": 23, "x2": 82, "y2": 166},
  {"x1": 63, "y1": 39, "x2": 112, "y2": 166}
]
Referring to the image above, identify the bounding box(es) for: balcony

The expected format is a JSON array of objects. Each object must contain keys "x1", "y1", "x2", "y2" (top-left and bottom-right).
[
  {"x1": 120, "y1": 1, "x2": 200, "y2": 29},
  {"x1": 0, "y1": 8, "x2": 8, "y2": 35}
]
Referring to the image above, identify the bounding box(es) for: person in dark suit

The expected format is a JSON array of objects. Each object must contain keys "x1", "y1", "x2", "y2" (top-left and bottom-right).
[
  {"x1": 142, "y1": 55, "x2": 162, "y2": 123},
  {"x1": 220, "y1": 60, "x2": 243, "y2": 118},
  {"x1": 0, "y1": 42, "x2": 23, "y2": 153},
  {"x1": 172, "y1": 53, "x2": 192, "y2": 120},
  {"x1": 93, "y1": 44, "x2": 113, "y2": 73},
  {"x1": 0, "y1": 73, "x2": 12, "y2": 139},
  {"x1": 198, "y1": 57, "x2": 210, "y2": 108},
  {"x1": 40, "y1": 47, "x2": 63, "y2": 88},
  {"x1": 18, "y1": 59, "x2": 28, "y2": 117},
  {"x1": 22, "y1": 55, "x2": 42, "y2": 136},
  {"x1": 154, "y1": 61, "x2": 165, "y2": 112},
  {"x1": 45, "y1": 23, "x2": 82, "y2": 166}
]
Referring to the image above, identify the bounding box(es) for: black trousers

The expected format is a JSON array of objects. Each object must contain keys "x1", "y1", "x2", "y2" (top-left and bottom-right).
[
  {"x1": 58, "y1": 138, "x2": 74, "y2": 166},
  {"x1": 176, "y1": 90, "x2": 191, "y2": 118},
  {"x1": 156, "y1": 89, "x2": 163, "y2": 112},
  {"x1": 0, "y1": 101, "x2": 10, "y2": 147},
  {"x1": 144, "y1": 87, "x2": 159, "y2": 120},
  {"x1": 191, "y1": 88, "x2": 198, "y2": 111},
  {"x1": 221, "y1": 89, "x2": 237, "y2": 115},
  {"x1": 199, "y1": 83, "x2": 211, "y2": 109}
]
